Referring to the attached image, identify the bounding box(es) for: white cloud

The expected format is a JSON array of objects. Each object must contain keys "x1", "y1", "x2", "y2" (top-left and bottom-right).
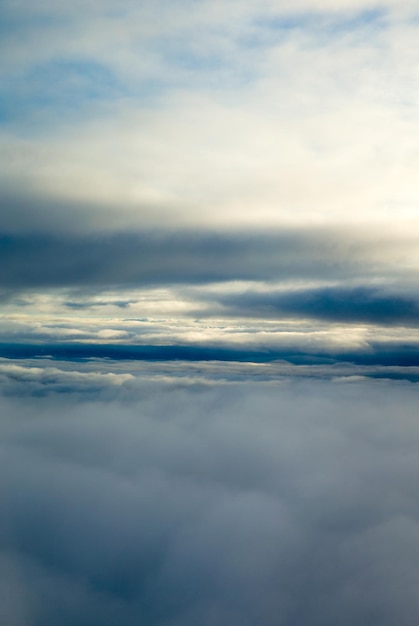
[{"x1": 1, "y1": 0, "x2": 419, "y2": 232}]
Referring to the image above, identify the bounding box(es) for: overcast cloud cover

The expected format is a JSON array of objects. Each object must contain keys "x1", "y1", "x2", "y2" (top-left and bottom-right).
[
  {"x1": 2, "y1": 0, "x2": 419, "y2": 624},
  {"x1": 2, "y1": 363, "x2": 419, "y2": 626}
]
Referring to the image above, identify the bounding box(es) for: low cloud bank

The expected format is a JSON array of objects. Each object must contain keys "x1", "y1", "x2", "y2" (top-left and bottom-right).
[{"x1": 1, "y1": 363, "x2": 419, "y2": 625}]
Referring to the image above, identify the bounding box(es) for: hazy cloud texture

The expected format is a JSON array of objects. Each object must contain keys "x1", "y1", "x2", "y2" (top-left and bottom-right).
[{"x1": 1, "y1": 361, "x2": 419, "y2": 625}]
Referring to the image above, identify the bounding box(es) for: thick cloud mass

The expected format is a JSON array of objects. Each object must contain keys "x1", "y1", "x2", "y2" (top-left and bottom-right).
[{"x1": 1, "y1": 361, "x2": 419, "y2": 625}]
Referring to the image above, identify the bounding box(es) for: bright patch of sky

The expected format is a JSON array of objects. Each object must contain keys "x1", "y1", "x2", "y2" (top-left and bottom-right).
[{"x1": 0, "y1": 4, "x2": 405, "y2": 128}]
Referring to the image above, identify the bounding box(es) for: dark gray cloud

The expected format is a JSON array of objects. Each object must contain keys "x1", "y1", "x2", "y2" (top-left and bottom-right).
[
  {"x1": 1, "y1": 191, "x2": 417, "y2": 311},
  {"x1": 3, "y1": 340, "x2": 419, "y2": 369},
  {"x1": 0, "y1": 225, "x2": 413, "y2": 291},
  {"x1": 203, "y1": 285, "x2": 419, "y2": 326},
  {"x1": 1, "y1": 363, "x2": 419, "y2": 625},
  {"x1": 0, "y1": 230, "x2": 354, "y2": 289},
  {"x1": 64, "y1": 299, "x2": 134, "y2": 309}
]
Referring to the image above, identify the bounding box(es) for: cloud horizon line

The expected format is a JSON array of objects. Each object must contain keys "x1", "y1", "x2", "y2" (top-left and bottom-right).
[{"x1": 2, "y1": 340, "x2": 419, "y2": 369}]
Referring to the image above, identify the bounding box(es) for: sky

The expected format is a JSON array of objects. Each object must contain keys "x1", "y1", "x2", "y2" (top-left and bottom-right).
[{"x1": 2, "y1": 1, "x2": 419, "y2": 624}]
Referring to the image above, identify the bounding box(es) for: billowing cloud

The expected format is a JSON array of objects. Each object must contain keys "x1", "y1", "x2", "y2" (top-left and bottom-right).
[{"x1": 1, "y1": 362, "x2": 419, "y2": 625}]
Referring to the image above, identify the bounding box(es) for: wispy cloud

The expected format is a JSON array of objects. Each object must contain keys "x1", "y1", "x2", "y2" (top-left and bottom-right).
[{"x1": 2, "y1": 1, "x2": 419, "y2": 228}]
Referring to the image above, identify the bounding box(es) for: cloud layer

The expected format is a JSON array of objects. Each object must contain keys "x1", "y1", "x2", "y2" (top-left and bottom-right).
[{"x1": 1, "y1": 362, "x2": 419, "y2": 625}]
